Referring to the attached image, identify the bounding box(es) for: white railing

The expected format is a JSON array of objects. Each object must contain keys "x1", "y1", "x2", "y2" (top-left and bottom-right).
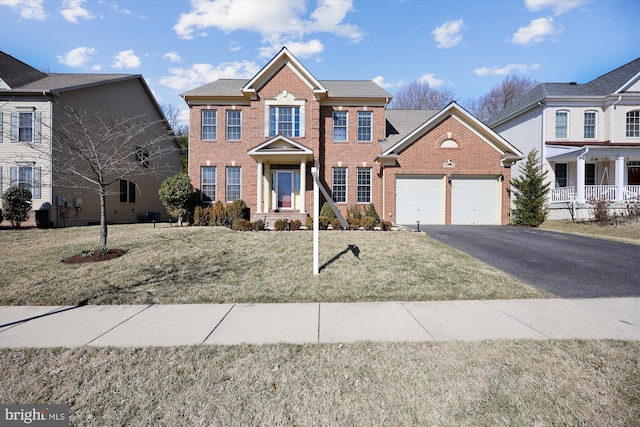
[
  {"x1": 550, "y1": 186, "x2": 575, "y2": 203},
  {"x1": 549, "y1": 185, "x2": 640, "y2": 203}
]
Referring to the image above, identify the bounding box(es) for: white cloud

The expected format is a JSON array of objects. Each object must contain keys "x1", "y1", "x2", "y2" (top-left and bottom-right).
[
  {"x1": 474, "y1": 63, "x2": 541, "y2": 76},
  {"x1": 525, "y1": 0, "x2": 590, "y2": 15},
  {"x1": 432, "y1": 19, "x2": 463, "y2": 49},
  {"x1": 164, "y1": 51, "x2": 182, "y2": 63},
  {"x1": 60, "y1": 0, "x2": 94, "y2": 23},
  {"x1": 112, "y1": 50, "x2": 141, "y2": 69},
  {"x1": 372, "y1": 75, "x2": 404, "y2": 90},
  {"x1": 259, "y1": 39, "x2": 324, "y2": 59},
  {"x1": 0, "y1": 0, "x2": 46, "y2": 20},
  {"x1": 173, "y1": 0, "x2": 362, "y2": 57},
  {"x1": 159, "y1": 61, "x2": 260, "y2": 92},
  {"x1": 418, "y1": 73, "x2": 445, "y2": 87},
  {"x1": 512, "y1": 17, "x2": 561, "y2": 45},
  {"x1": 56, "y1": 47, "x2": 96, "y2": 67}
]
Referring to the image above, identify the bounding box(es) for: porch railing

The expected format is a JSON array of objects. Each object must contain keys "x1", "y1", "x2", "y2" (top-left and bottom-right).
[{"x1": 549, "y1": 185, "x2": 640, "y2": 203}]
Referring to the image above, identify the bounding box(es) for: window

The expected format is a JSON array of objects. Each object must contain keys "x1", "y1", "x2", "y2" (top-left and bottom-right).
[
  {"x1": 357, "y1": 111, "x2": 372, "y2": 142},
  {"x1": 135, "y1": 146, "x2": 149, "y2": 168},
  {"x1": 357, "y1": 167, "x2": 371, "y2": 203},
  {"x1": 202, "y1": 110, "x2": 217, "y2": 140},
  {"x1": 584, "y1": 111, "x2": 596, "y2": 139},
  {"x1": 627, "y1": 110, "x2": 640, "y2": 137},
  {"x1": 9, "y1": 166, "x2": 41, "y2": 198},
  {"x1": 10, "y1": 111, "x2": 41, "y2": 143},
  {"x1": 226, "y1": 110, "x2": 241, "y2": 141},
  {"x1": 585, "y1": 164, "x2": 596, "y2": 185},
  {"x1": 332, "y1": 167, "x2": 347, "y2": 203},
  {"x1": 333, "y1": 111, "x2": 347, "y2": 142},
  {"x1": 201, "y1": 166, "x2": 216, "y2": 202},
  {"x1": 270, "y1": 106, "x2": 300, "y2": 137},
  {"x1": 555, "y1": 163, "x2": 568, "y2": 188},
  {"x1": 555, "y1": 111, "x2": 568, "y2": 139},
  {"x1": 119, "y1": 179, "x2": 136, "y2": 203},
  {"x1": 226, "y1": 166, "x2": 241, "y2": 202}
]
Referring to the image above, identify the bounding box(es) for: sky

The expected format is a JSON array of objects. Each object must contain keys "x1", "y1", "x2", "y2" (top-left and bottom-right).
[{"x1": 1, "y1": 0, "x2": 639, "y2": 125}]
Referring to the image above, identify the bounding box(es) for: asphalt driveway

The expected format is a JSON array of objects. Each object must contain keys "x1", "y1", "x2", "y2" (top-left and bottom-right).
[{"x1": 421, "y1": 225, "x2": 640, "y2": 298}]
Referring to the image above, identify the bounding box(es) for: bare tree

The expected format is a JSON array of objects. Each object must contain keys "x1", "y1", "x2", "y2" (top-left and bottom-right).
[
  {"x1": 466, "y1": 75, "x2": 538, "y2": 122},
  {"x1": 388, "y1": 81, "x2": 455, "y2": 110},
  {"x1": 29, "y1": 103, "x2": 179, "y2": 249},
  {"x1": 161, "y1": 103, "x2": 189, "y2": 173}
]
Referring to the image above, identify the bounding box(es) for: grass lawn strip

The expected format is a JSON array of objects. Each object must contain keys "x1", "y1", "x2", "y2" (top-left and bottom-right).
[
  {"x1": 1, "y1": 340, "x2": 638, "y2": 426},
  {"x1": 540, "y1": 220, "x2": 640, "y2": 245},
  {"x1": 0, "y1": 224, "x2": 547, "y2": 305}
]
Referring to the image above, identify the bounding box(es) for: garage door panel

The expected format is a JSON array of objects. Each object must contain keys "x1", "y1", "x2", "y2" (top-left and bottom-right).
[
  {"x1": 451, "y1": 178, "x2": 499, "y2": 225},
  {"x1": 396, "y1": 176, "x2": 444, "y2": 224}
]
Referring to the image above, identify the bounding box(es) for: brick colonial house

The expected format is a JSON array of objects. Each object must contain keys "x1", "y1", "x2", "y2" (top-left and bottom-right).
[{"x1": 183, "y1": 48, "x2": 522, "y2": 225}]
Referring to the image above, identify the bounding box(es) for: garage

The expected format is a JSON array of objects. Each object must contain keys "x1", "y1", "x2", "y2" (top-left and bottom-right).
[
  {"x1": 450, "y1": 177, "x2": 500, "y2": 224},
  {"x1": 396, "y1": 175, "x2": 444, "y2": 224}
]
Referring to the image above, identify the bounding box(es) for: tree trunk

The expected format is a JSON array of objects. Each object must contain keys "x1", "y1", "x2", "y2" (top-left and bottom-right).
[{"x1": 99, "y1": 186, "x2": 108, "y2": 249}]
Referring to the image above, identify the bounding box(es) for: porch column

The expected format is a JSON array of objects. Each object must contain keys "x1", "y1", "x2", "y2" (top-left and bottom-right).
[
  {"x1": 264, "y1": 163, "x2": 271, "y2": 212},
  {"x1": 615, "y1": 155, "x2": 625, "y2": 201},
  {"x1": 256, "y1": 159, "x2": 263, "y2": 213},
  {"x1": 300, "y1": 157, "x2": 307, "y2": 213},
  {"x1": 577, "y1": 154, "x2": 586, "y2": 203}
]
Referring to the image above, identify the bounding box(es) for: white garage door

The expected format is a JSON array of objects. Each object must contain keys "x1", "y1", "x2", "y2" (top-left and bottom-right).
[
  {"x1": 451, "y1": 177, "x2": 499, "y2": 224},
  {"x1": 396, "y1": 176, "x2": 444, "y2": 224}
]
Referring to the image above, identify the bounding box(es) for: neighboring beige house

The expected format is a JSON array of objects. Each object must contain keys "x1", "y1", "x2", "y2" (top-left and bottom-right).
[
  {"x1": 488, "y1": 58, "x2": 640, "y2": 220},
  {"x1": 0, "y1": 51, "x2": 181, "y2": 227}
]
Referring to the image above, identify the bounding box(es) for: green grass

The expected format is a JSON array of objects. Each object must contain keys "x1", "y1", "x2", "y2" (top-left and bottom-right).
[
  {"x1": 1, "y1": 340, "x2": 638, "y2": 426},
  {"x1": 0, "y1": 224, "x2": 547, "y2": 305}
]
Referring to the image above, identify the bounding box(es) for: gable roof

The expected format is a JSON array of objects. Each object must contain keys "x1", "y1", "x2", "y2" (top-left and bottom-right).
[
  {"x1": 381, "y1": 109, "x2": 440, "y2": 152},
  {"x1": 381, "y1": 102, "x2": 523, "y2": 160},
  {"x1": 488, "y1": 57, "x2": 640, "y2": 127},
  {"x1": 248, "y1": 135, "x2": 314, "y2": 156},
  {"x1": 0, "y1": 50, "x2": 47, "y2": 89}
]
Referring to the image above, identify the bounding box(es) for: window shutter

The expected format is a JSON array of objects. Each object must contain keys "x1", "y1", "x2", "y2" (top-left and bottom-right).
[
  {"x1": 33, "y1": 167, "x2": 41, "y2": 198},
  {"x1": 129, "y1": 181, "x2": 136, "y2": 203},
  {"x1": 10, "y1": 112, "x2": 18, "y2": 142},
  {"x1": 33, "y1": 112, "x2": 42, "y2": 143},
  {"x1": 10, "y1": 166, "x2": 17, "y2": 186},
  {"x1": 120, "y1": 180, "x2": 128, "y2": 202}
]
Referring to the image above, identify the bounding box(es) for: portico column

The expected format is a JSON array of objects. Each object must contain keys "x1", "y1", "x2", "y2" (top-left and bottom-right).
[
  {"x1": 615, "y1": 155, "x2": 625, "y2": 201},
  {"x1": 256, "y1": 159, "x2": 263, "y2": 213},
  {"x1": 300, "y1": 157, "x2": 307, "y2": 213},
  {"x1": 264, "y1": 163, "x2": 271, "y2": 212},
  {"x1": 577, "y1": 154, "x2": 585, "y2": 203}
]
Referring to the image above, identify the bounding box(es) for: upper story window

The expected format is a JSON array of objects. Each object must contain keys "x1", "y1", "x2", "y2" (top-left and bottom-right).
[
  {"x1": 226, "y1": 110, "x2": 241, "y2": 141},
  {"x1": 627, "y1": 110, "x2": 640, "y2": 138},
  {"x1": 270, "y1": 106, "x2": 300, "y2": 137},
  {"x1": 333, "y1": 111, "x2": 347, "y2": 142},
  {"x1": 202, "y1": 110, "x2": 217, "y2": 140},
  {"x1": 357, "y1": 111, "x2": 372, "y2": 142},
  {"x1": 10, "y1": 111, "x2": 41, "y2": 143},
  {"x1": 201, "y1": 166, "x2": 216, "y2": 202},
  {"x1": 555, "y1": 110, "x2": 568, "y2": 139},
  {"x1": 135, "y1": 146, "x2": 149, "y2": 168},
  {"x1": 584, "y1": 111, "x2": 596, "y2": 139},
  {"x1": 10, "y1": 165, "x2": 41, "y2": 198},
  {"x1": 332, "y1": 167, "x2": 347, "y2": 203},
  {"x1": 555, "y1": 163, "x2": 568, "y2": 188}
]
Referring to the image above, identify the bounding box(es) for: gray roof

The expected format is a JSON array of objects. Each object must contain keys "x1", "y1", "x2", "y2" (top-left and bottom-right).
[
  {"x1": 0, "y1": 50, "x2": 47, "y2": 88},
  {"x1": 380, "y1": 109, "x2": 439, "y2": 152},
  {"x1": 17, "y1": 73, "x2": 135, "y2": 92},
  {"x1": 488, "y1": 57, "x2": 640, "y2": 126},
  {"x1": 181, "y1": 78, "x2": 392, "y2": 99}
]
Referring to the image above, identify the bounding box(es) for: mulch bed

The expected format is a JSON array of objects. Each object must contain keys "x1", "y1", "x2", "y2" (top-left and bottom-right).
[{"x1": 62, "y1": 249, "x2": 128, "y2": 264}]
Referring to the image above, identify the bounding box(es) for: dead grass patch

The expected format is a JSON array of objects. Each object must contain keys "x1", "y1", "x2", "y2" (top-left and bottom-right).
[
  {"x1": 541, "y1": 220, "x2": 640, "y2": 245},
  {"x1": 1, "y1": 340, "x2": 638, "y2": 426}
]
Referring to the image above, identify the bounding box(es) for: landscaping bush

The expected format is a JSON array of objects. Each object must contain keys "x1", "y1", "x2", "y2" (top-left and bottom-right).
[
  {"x1": 320, "y1": 202, "x2": 336, "y2": 219},
  {"x1": 232, "y1": 218, "x2": 253, "y2": 231},
  {"x1": 225, "y1": 199, "x2": 248, "y2": 226},
  {"x1": 346, "y1": 205, "x2": 362, "y2": 220},
  {"x1": 381, "y1": 220, "x2": 393, "y2": 231},
  {"x1": 251, "y1": 219, "x2": 265, "y2": 231},
  {"x1": 211, "y1": 201, "x2": 226, "y2": 226},
  {"x1": 158, "y1": 174, "x2": 197, "y2": 226},
  {"x1": 305, "y1": 216, "x2": 314, "y2": 229},
  {"x1": 331, "y1": 218, "x2": 343, "y2": 230},
  {"x1": 591, "y1": 197, "x2": 612, "y2": 225},
  {"x1": 0, "y1": 207, "x2": 3, "y2": 224},
  {"x1": 193, "y1": 205, "x2": 212, "y2": 226},
  {"x1": 289, "y1": 219, "x2": 302, "y2": 231},
  {"x1": 2, "y1": 186, "x2": 32, "y2": 228},
  {"x1": 364, "y1": 203, "x2": 380, "y2": 224},
  {"x1": 361, "y1": 216, "x2": 376, "y2": 230},
  {"x1": 274, "y1": 219, "x2": 287, "y2": 231},
  {"x1": 319, "y1": 216, "x2": 330, "y2": 230},
  {"x1": 347, "y1": 217, "x2": 361, "y2": 229}
]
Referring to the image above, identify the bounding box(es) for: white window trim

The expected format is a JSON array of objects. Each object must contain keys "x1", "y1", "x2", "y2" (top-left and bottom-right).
[
  {"x1": 264, "y1": 91, "x2": 306, "y2": 137},
  {"x1": 201, "y1": 166, "x2": 217, "y2": 202},
  {"x1": 626, "y1": 110, "x2": 640, "y2": 138},
  {"x1": 356, "y1": 167, "x2": 372, "y2": 203},
  {"x1": 201, "y1": 109, "x2": 217, "y2": 141},
  {"x1": 584, "y1": 110, "x2": 597, "y2": 139},
  {"x1": 226, "y1": 166, "x2": 242, "y2": 202},
  {"x1": 333, "y1": 111, "x2": 348, "y2": 142},
  {"x1": 555, "y1": 110, "x2": 569, "y2": 139},
  {"x1": 357, "y1": 111, "x2": 373, "y2": 142},
  {"x1": 332, "y1": 167, "x2": 348, "y2": 203},
  {"x1": 226, "y1": 110, "x2": 242, "y2": 141}
]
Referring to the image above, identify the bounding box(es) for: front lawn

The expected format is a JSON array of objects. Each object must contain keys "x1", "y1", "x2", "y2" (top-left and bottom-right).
[{"x1": 0, "y1": 224, "x2": 547, "y2": 305}]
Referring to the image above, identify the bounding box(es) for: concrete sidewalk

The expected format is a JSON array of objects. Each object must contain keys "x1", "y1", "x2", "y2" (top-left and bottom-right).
[{"x1": 1, "y1": 298, "x2": 638, "y2": 348}]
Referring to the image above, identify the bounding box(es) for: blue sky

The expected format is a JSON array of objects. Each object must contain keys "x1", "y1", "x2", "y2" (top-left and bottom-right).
[{"x1": 1, "y1": 0, "x2": 638, "y2": 124}]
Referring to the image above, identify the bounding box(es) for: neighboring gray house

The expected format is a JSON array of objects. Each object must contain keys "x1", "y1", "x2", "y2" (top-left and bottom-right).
[
  {"x1": 488, "y1": 58, "x2": 640, "y2": 220},
  {"x1": 0, "y1": 51, "x2": 181, "y2": 227}
]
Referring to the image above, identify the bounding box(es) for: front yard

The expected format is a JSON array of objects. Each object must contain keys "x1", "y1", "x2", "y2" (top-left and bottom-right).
[{"x1": 0, "y1": 224, "x2": 547, "y2": 305}]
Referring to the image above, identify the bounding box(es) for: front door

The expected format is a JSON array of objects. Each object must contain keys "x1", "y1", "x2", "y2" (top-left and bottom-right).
[
  {"x1": 629, "y1": 164, "x2": 640, "y2": 185},
  {"x1": 276, "y1": 171, "x2": 293, "y2": 209}
]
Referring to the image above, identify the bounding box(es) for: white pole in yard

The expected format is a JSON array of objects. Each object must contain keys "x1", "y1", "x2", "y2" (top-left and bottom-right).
[{"x1": 312, "y1": 166, "x2": 319, "y2": 275}]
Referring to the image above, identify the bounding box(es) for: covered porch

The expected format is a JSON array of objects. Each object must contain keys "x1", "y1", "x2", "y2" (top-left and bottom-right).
[{"x1": 547, "y1": 145, "x2": 640, "y2": 204}]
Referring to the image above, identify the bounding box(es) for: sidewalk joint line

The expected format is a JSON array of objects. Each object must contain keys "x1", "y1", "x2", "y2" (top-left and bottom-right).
[
  {"x1": 400, "y1": 302, "x2": 435, "y2": 340},
  {"x1": 85, "y1": 304, "x2": 153, "y2": 346},
  {"x1": 202, "y1": 304, "x2": 235, "y2": 344},
  {"x1": 480, "y1": 300, "x2": 551, "y2": 339},
  {"x1": 317, "y1": 302, "x2": 321, "y2": 343}
]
